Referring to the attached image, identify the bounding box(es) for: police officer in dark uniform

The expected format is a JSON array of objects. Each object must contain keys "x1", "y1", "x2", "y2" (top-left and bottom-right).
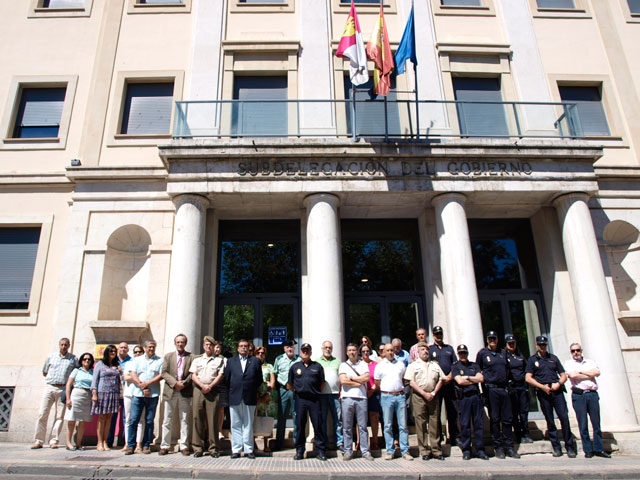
[
  {"x1": 525, "y1": 335, "x2": 576, "y2": 458},
  {"x1": 504, "y1": 334, "x2": 533, "y2": 444},
  {"x1": 428, "y1": 326, "x2": 459, "y2": 445},
  {"x1": 476, "y1": 331, "x2": 519, "y2": 459},
  {"x1": 452, "y1": 344, "x2": 489, "y2": 461},
  {"x1": 287, "y1": 343, "x2": 327, "y2": 461}
]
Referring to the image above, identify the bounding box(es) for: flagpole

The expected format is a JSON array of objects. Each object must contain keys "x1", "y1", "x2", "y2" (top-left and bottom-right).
[{"x1": 412, "y1": 0, "x2": 420, "y2": 140}]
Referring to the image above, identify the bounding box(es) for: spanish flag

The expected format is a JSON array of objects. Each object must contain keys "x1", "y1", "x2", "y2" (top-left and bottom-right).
[
  {"x1": 336, "y1": 2, "x2": 369, "y2": 86},
  {"x1": 366, "y1": 3, "x2": 394, "y2": 96}
]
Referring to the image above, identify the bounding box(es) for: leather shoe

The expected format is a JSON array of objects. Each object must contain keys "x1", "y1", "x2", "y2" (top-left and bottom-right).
[
  {"x1": 181, "y1": 449, "x2": 190, "y2": 456},
  {"x1": 245, "y1": 453, "x2": 255, "y2": 459},
  {"x1": 193, "y1": 451, "x2": 203, "y2": 458},
  {"x1": 123, "y1": 448, "x2": 134, "y2": 455},
  {"x1": 230, "y1": 453, "x2": 241, "y2": 459},
  {"x1": 521, "y1": 436, "x2": 534, "y2": 444},
  {"x1": 422, "y1": 454, "x2": 429, "y2": 461},
  {"x1": 210, "y1": 452, "x2": 219, "y2": 458},
  {"x1": 495, "y1": 448, "x2": 506, "y2": 459},
  {"x1": 316, "y1": 454, "x2": 327, "y2": 461},
  {"x1": 293, "y1": 453, "x2": 304, "y2": 460},
  {"x1": 463, "y1": 452, "x2": 471, "y2": 461},
  {"x1": 552, "y1": 449, "x2": 563, "y2": 457},
  {"x1": 567, "y1": 449, "x2": 577, "y2": 458},
  {"x1": 433, "y1": 455, "x2": 445, "y2": 461},
  {"x1": 594, "y1": 451, "x2": 611, "y2": 458},
  {"x1": 476, "y1": 451, "x2": 489, "y2": 460},
  {"x1": 506, "y1": 449, "x2": 521, "y2": 459},
  {"x1": 158, "y1": 448, "x2": 169, "y2": 456},
  {"x1": 585, "y1": 452, "x2": 594, "y2": 458}
]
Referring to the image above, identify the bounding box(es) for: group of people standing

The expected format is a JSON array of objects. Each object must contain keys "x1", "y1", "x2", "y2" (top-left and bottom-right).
[{"x1": 31, "y1": 327, "x2": 611, "y2": 462}]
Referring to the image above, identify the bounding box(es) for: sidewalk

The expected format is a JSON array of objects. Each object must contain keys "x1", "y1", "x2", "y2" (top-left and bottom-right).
[{"x1": 1, "y1": 443, "x2": 639, "y2": 479}]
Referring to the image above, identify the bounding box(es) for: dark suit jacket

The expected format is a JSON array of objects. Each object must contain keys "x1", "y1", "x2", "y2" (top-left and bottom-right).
[
  {"x1": 161, "y1": 351, "x2": 194, "y2": 400},
  {"x1": 224, "y1": 355, "x2": 263, "y2": 406}
]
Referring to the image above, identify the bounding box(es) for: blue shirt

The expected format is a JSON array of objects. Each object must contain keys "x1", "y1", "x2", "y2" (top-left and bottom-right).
[
  {"x1": 70, "y1": 368, "x2": 93, "y2": 389},
  {"x1": 394, "y1": 349, "x2": 410, "y2": 368},
  {"x1": 130, "y1": 354, "x2": 163, "y2": 398}
]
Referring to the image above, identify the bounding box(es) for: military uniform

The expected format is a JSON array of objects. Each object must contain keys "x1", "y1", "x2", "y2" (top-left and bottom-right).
[
  {"x1": 288, "y1": 354, "x2": 327, "y2": 458},
  {"x1": 505, "y1": 339, "x2": 531, "y2": 443},
  {"x1": 525, "y1": 341, "x2": 576, "y2": 456},
  {"x1": 428, "y1": 341, "x2": 458, "y2": 443},
  {"x1": 476, "y1": 343, "x2": 515, "y2": 457},
  {"x1": 452, "y1": 355, "x2": 487, "y2": 459}
]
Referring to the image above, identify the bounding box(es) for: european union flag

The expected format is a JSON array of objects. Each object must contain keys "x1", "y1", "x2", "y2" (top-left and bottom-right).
[{"x1": 394, "y1": 6, "x2": 417, "y2": 75}]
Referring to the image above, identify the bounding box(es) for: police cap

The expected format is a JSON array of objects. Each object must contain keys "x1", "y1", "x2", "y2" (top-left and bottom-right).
[
  {"x1": 432, "y1": 326, "x2": 443, "y2": 335},
  {"x1": 456, "y1": 344, "x2": 469, "y2": 353},
  {"x1": 505, "y1": 334, "x2": 516, "y2": 343},
  {"x1": 536, "y1": 335, "x2": 548, "y2": 345}
]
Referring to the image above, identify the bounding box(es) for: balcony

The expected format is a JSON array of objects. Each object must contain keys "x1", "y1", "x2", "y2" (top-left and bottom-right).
[{"x1": 173, "y1": 93, "x2": 585, "y2": 141}]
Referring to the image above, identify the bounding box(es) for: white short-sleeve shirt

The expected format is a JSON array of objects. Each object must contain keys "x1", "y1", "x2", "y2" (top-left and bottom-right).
[
  {"x1": 339, "y1": 360, "x2": 369, "y2": 399},
  {"x1": 373, "y1": 358, "x2": 406, "y2": 393}
]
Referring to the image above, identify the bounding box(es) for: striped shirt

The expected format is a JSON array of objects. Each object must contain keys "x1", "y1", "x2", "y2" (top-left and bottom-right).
[{"x1": 43, "y1": 352, "x2": 77, "y2": 385}]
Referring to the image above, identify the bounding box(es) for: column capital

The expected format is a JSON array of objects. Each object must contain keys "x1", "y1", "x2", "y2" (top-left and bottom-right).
[
  {"x1": 431, "y1": 192, "x2": 467, "y2": 208},
  {"x1": 303, "y1": 192, "x2": 340, "y2": 209},
  {"x1": 551, "y1": 192, "x2": 590, "y2": 209},
  {"x1": 172, "y1": 193, "x2": 210, "y2": 211}
]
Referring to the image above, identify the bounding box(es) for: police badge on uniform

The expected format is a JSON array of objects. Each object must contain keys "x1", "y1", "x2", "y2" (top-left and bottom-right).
[
  {"x1": 535, "y1": 361, "x2": 539, "y2": 367},
  {"x1": 296, "y1": 368, "x2": 302, "y2": 375},
  {"x1": 486, "y1": 356, "x2": 491, "y2": 363},
  {"x1": 460, "y1": 370, "x2": 464, "y2": 375}
]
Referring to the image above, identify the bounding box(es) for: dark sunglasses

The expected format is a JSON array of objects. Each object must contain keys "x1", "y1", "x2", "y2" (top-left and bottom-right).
[
  {"x1": 571, "y1": 349, "x2": 582, "y2": 353},
  {"x1": 361, "y1": 350, "x2": 371, "y2": 354}
]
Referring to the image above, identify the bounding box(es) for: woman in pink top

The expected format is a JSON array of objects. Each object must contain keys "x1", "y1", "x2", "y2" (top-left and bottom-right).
[{"x1": 360, "y1": 344, "x2": 381, "y2": 450}]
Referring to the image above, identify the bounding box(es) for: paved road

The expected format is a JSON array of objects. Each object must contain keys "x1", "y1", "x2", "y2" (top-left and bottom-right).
[{"x1": 0, "y1": 443, "x2": 638, "y2": 479}]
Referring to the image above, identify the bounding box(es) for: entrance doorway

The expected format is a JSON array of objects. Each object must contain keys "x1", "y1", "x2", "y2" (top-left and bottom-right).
[
  {"x1": 215, "y1": 220, "x2": 300, "y2": 363},
  {"x1": 342, "y1": 220, "x2": 426, "y2": 350}
]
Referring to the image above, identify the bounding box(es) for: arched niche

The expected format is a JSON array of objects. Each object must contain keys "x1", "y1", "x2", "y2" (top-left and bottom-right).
[{"x1": 98, "y1": 224, "x2": 152, "y2": 322}]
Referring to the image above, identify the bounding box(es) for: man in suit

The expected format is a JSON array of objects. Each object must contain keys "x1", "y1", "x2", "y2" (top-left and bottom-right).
[
  {"x1": 159, "y1": 334, "x2": 194, "y2": 456},
  {"x1": 224, "y1": 338, "x2": 263, "y2": 459}
]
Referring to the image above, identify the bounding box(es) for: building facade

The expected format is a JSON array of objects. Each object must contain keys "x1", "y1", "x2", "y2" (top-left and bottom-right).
[{"x1": 0, "y1": 0, "x2": 639, "y2": 441}]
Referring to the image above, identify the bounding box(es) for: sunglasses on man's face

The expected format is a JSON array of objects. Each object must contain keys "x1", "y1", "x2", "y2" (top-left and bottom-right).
[{"x1": 571, "y1": 349, "x2": 582, "y2": 353}]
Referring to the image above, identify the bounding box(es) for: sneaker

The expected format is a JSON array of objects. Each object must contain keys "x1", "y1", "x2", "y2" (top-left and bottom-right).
[
  {"x1": 30, "y1": 443, "x2": 42, "y2": 450},
  {"x1": 362, "y1": 452, "x2": 374, "y2": 461},
  {"x1": 343, "y1": 452, "x2": 353, "y2": 461},
  {"x1": 384, "y1": 452, "x2": 394, "y2": 460},
  {"x1": 402, "y1": 453, "x2": 414, "y2": 461}
]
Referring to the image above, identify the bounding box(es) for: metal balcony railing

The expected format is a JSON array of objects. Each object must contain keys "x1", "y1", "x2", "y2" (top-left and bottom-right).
[{"x1": 173, "y1": 94, "x2": 584, "y2": 141}]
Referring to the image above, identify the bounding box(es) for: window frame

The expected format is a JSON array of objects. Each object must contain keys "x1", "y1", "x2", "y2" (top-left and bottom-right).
[
  {"x1": 28, "y1": 0, "x2": 93, "y2": 17},
  {"x1": 431, "y1": 0, "x2": 495, "y2": 17},
  {"x1": 0, "y1": 216, "x2": 53, "y2": 326},
  {"x1": 621, "y1": 0, "x2": 640, "y2": 23},
  {"x1": 332, "y1": 0, "x2": 397, "y2": 15},
  {"x1": 0, "y1": 75, "x2": 78, "y2": 150},
  {"x1": 108, "y1": 71, "x2": 184, "y2": 146},
  {"x1": 549, "y1": 75, "x2": 624, "y2": 141},
  {"x1": 127, "y1": 0, "x2": 191, "y2": 15},
  {"x1": 528, "y1": 0, "x2": 591, "y2": 19},
  {"x1": 230, "y1": 0, "x2": 295, "y2": 13}
]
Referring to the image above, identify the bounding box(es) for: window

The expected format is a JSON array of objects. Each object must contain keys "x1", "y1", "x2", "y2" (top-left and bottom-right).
[
  {"x1": 0, "y1": 387, "x2": 15, "y2": 432},
  {"x1": 120, "y1": 82, "x2": 174, "y2": 135},
  {"x1": 628, "y1": 0, "x2": 640, "y2": 13},
  {"x1": 442, "y1": 0, "x2": 481, "y2": 5},
  {"x1": 11, "y1": 87, "x2": 66, "y2": 139},
  {"x1": 232, "y1": 76, "x2": 288, "y2": 136},
  {"x1": 136, "y1": 0, "x2": 183, "y2": 4},
  {"x1": 558, "y1": 86, "x2": 610, "y2": 136},
  {"x1": 344, "y1": 76, "x2": 401, "y2": 137},
  {"x1": 536, "y1": 0, "x2": 574, "y2": 7},
  {"x1": 0, "y1": 228, "x2": 41, "y2": 310},
  {"x1": 41, "y1": 0, "x2": 84, "y2": 7},
  {"x1": 127, "y1": 0, "x2": 191, "y2": 13},
  {"x1": 238, "y1": 0, "x2": 285, "y2": 3},
  {"x1": 452, "y1": 77, "x2": 509, "y2": 136}
]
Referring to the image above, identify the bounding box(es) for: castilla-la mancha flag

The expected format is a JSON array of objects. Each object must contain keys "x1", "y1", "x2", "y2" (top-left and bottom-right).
[
  {"x1": 336, "y1": 2, "x2": 369, "y2": 86},
  {"x1": 366, "y1": 3, "x2": 394, "y2": 96}
]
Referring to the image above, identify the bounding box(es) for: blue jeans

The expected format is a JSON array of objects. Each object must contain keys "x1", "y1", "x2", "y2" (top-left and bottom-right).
[
  {"x1": 572, "y1": 391, "x2": 603, "y2": 454},
  {"x1": 320, "y1": 394, "x2": 343, "y2": 448},
  {"x1": 127, "y1": 396, "x2": 159, "y2": 449},
  {"x1": 380, "y1": 393, "x2": 409, "y2": 455}
]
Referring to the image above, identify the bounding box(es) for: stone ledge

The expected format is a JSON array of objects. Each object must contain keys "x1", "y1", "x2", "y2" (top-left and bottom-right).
[
  {"x1": 89, "y1": 321, "x2": 150, "y2": 344},
  {"x1": 618, "y1": 312, "x2": 640, "y2": 333}
]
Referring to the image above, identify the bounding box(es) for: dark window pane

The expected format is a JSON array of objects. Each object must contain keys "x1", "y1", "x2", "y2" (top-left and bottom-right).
[
  {"x1": 348, "y1": 303, "x2": 382, "y2": 346},
  {"x1": 453, "y1": 77, "x2": 509, "y2": 136},
  {"x1": 232, "y1": 76, "x2": 287, "y2": 136},
  {"x1": 0, "y1": 227, "x2": 41, "y2": 309},
  {"x1": 43, "y1": 0, "x2": 84, "y2": 7},
  {"x1": 559, "y1": 86, "x2": 610, "y2": 136},
  {"x1": 480, "y1": 300, "x2": 504, "y2": 344},
  {"x1": 13, "y1": 87, "x2": 65, "y2": 139},
  {"x1": 442, "y1": 0, "x2": 482, "y2": 5},
  {"x1": 472, "y1": 239, "x2": 522, "y2": 289},
  {"x1": 537, "y1": 0, "x2": 575, "y2": 7},
  {"x1": 222, "y1": 304, "x2": 254, "y2": 353},
  {"x1": 388, "y1": 302, "x2": 420, "y2": 352},
  {"x1": 344, "y1": 76, "x2": 402, "y2": 137},
  {"x1": 629, "y1": 0, "x2": 640, "y2": 14},
  {"x1": 121, "y1": 82, "x2": 174, "y2": 134}
]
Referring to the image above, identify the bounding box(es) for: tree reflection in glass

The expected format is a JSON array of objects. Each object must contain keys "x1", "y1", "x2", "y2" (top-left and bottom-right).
[{"x1": 472, "y1": 239, "x2": 522, "y2": 290}]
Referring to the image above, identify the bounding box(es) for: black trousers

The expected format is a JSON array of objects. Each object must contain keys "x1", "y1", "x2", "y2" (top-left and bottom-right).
[
  {"x1": 537, "y1": 389, "x2": 575, "y2": 452},
  {"x1": 485, "y1": 387, "x2": 513, "y2": 450},
  {"x1": 458, "y1": 394, "x2": 484, "y2": 455},
  {"x1": 509, "y1": 386, "x2": 530, "y2": 440},
  {"x1": 294, "y1": 396, "x2": 326, "y2": 455},
  {"x1": 440, "y1": 383, "x2": 459, "y2": 442}
]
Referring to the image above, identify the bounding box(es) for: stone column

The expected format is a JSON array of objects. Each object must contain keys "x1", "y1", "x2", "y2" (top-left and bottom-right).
[
  {"x1": 165, "y1": 194, "x2": 209, "y2": 351},
  {"x1": 554, "y1": 193, "x2": 638, "y2": 429},
  {"x1": 432, "y1": 193, "x2": 484, "y2": 355},
  {"x1": 304, "y1": 193, "x2": 345, "y2": 361}
]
